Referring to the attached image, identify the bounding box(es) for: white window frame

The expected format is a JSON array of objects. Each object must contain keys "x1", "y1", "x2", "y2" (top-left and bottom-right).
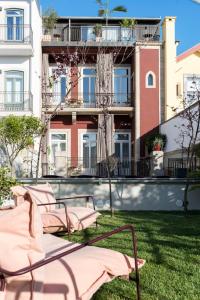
[
  {"x1": 80, "y1": 66, "x2": 96, "y2": 105},
  {"x1": 5, "y1": 70, "x2": 24, "y2": 104},
  {"x1": 145, "y1": 71, "x2": 156, "y2": 88},
  {"x1": 113, "y1": 66, "x2": 131, "y2": 104},
  {"x1": 114, "y1": 130, "x2": 131, "y2": 161},
  {"x1": 183, "y1": 74, "x2": 200, "y2": 105},
  {"x1": 49, "y1": 66, "x2": 70, "y2": 104},
  {"x1": 6, "y1": 9, "x2": 24, "y2": 41},
  {"x1": 78, "y1": 129, "x2": 97, "y2": 174},
  {"x1": 49, "y1": 129, "x2": 71, "y2": 166}
]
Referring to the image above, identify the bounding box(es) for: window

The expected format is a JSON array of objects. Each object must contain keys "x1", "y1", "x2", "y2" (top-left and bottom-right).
[
  {"x1": 50, "y1": 131, "x2": 70, "y2": 175},
  {"x1": 113, "y1": 68, "x2": 130, "y2": 104},
  {"x1": 184, "y1": 74, "x2": 200, "y2": 106},
  {"x1": 6, "y1": 9, "x2": 24, "y2": 41},
  {"x1": 82, "y1": 68, "x2": 96, "y2": 106},
  {"x1": 114, "y1": 132, "x2": 131, "y2": 175},
  {"x1": 146, "y1": 71, "x2": 156, "y2": 88},
  {"x1": 5, "y1": 71, "x2": 24, "y2": 108},
  {"x1": 81, "y1": 132, "x2": 97, "y2": 175},
  {"x1": 51, "y1": 68, "x2": 68, "y2": 104}
]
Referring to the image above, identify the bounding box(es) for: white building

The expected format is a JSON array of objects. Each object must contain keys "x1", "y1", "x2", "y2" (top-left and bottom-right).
[
  {"x1": 0, "y1": 0, "x2": 42, "y2": 118},
  {"x1": 0, "y1": 0, "x2": 42, "y2": 175}
]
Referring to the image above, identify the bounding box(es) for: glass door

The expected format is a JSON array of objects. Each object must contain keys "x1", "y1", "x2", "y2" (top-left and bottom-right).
[
  {"x1": 82, "y1": 68, "x2": 96, "y2": 107},
  {"x1": 82, "y1": 133, "x2": 97, "y2": 175},
  {"x1": 5, "y1": 71, "x2": 24, "y2": 110},
  {"x1": 6, "y1": 9, "x2": 24, "y2": 41},
  {"x1": 114, "y1": 133, "x2": 131, "y2": 176},
  {"x1": 50, "y1": 133, "x2": 68, "y2": 175}
]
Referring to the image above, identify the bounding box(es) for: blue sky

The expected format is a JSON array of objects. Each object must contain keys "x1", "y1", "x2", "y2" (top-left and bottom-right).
[{"x1": 40, "y1": 0, "x2": 200, "y2": 54}]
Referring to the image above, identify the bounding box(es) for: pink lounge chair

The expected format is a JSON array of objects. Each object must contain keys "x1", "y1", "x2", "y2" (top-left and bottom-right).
[
  {"x1": 0, "y1": 191, "x2": 145, "y2": 300},
  {"x1": 11, "y1": 183, "x2": 101, "y2": 235}
]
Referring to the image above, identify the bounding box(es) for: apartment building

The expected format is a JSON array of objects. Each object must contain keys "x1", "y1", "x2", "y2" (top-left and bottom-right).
[
  {"x1": 0, "y1": 0, "x2": 42, "y2": 117},
  {"x1": 41, "y1": 16, "x2": 178, "y2": 176},
  {"x1": 0, "y1": 0, "x2": 42, "y2": 173}
]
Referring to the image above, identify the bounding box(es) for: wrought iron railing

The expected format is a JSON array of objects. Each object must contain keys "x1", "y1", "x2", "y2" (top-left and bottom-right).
[
  {"x1": 42, "y1": 93, "x2": 133, "y2": 108},
  {"x1": 0, "y1": 92, "x2": 33, "y2": 112},
  {"x1": 49, "y1": 156, "x2": 132, "y2": 177},
  {"x1": 167, "y1": 157, "x2": 200, "y2": 177},
  {"x1": 0, "y1": 25, "x2": 33, "y2": 44},
  {"x1": 42, "y1": 24, "x2": 160, "y2": 43}
]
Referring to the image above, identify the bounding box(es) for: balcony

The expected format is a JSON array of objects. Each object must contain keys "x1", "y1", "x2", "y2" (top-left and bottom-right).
[
  {"x1": 0, "y1": 25, "x2": 33, "y2": 56},
  {"x1": 0, "y1": 92, "x2": 33, "y2": 112},
  {"x1": 42, "y1": 24, "x2": 160, "y2": 46},
  {"x1": 48, "y1": 157, "x2": 132, "y2": 177},
  {"x1": 42, "y1": 93, "x2": 134, "y2": 115}
]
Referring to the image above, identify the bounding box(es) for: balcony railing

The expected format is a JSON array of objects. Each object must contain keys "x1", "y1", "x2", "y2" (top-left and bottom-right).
[
  {"x1": 42, "y1": 93, "x2": 133, "y2": 108},
  {"x1": 0, "y1": 92, "x2": 33, "y2": 112},
  {"x1": 48, "y1": 156, "x2": 132, "y2": 177},
  {"x1": 42, "y1": 24, "x2": 160, "y2": 44},
  {"x1": 0, "y1": 25, "x2": 33, "y2": 44}
]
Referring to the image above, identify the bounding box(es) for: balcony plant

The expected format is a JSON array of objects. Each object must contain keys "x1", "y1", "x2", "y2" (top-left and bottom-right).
[
  {"x1": 43, "y1": 8, "x2": 58, "y2": 40},
  {"x1": 145, "y1": 133, "x2": 167, "y2": 153},
  {"x1": 120, "y1": 18, "x2": 136, "y2": 28},
  {"x1": 93, "y1": 24, "x2": 103, "y2": 41}
]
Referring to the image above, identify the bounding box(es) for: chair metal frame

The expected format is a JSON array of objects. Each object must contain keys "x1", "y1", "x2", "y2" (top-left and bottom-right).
[{"x1": 0, "y1": 224, "x2": 141, "y2": 300}]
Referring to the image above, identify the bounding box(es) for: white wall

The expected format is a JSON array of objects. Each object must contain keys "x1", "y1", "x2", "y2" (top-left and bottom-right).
[
  {"x1": 160, "y1": 103, "x2": 200, "y2": 153},
  {"x1": 0, "y1": 0, "x2": 42, "y2": 118}
]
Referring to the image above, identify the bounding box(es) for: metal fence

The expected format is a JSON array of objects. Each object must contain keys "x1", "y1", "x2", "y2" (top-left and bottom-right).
[
  {"x1": 167, "y1": 157, "x2": 200, "y2": 177},
  {"x1": 136, "y1": 157, "x2": 151, "y2": 177},
  {"x1": 42, "y1": 92, "x2": 133, "y2": 108},
  {"x1": 0, "y1": 25, "x2": 32, "y2": 44},
  {"x1": 48, "y1": 156, "x2": 132, "y2": 177},
  {"x1": 0, "y1": 92, "x2": 33, "y2": 112},
  {"x1": 42, "y1": 24, "x2": 160, "y2": 44}
]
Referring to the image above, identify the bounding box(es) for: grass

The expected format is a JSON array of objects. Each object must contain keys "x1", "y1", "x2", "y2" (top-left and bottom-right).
[{"x1": 65, "y1": 211, "x2": 200, "y2": 300}]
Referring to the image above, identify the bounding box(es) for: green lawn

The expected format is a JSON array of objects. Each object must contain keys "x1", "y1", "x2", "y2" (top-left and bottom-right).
[{"x1": 67, "y1": 211, "x2": 200, "y2": 300}]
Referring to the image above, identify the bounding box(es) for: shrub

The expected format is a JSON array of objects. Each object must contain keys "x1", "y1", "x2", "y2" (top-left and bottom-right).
[{"x1": 0, "y1": 167, "x2": 17, "y2": 206}]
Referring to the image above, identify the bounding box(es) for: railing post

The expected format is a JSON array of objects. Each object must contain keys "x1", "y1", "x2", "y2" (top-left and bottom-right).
[{"x1": 69, "y1": 19, "x2": 71, "y2": 42}]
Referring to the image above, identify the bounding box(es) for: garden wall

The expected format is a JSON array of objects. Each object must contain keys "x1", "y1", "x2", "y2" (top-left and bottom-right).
[{"x1": 19, "y1": 178, "x2": 200, "y2": 211}]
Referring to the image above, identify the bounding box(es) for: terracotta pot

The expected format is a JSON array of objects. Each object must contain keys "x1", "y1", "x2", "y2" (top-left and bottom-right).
[{"x1": 153, "y1": 144, "x2": 161, "y2": 151}]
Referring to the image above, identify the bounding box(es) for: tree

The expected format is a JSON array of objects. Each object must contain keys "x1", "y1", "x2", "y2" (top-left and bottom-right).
[
  {"x1": 171, "y1": 75, "x2": 200, "y2": 212},
  {"x1": 0, "y1": 115, "x2": 43, "y2": 176},
  {"x1": 96, "y1": 0, "x2": 127, "y2": 25},
  {"x1": 173, "y1": 76, "x2": 200, "y2": 170},
  {"x1": 0, "y1": 167, "x2": 17, "y2": 206}
]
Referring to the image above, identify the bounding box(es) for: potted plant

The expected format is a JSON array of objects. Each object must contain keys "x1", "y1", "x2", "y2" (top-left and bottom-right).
[
  {"x1": 43, "y1": 8, "x2": 58, "y2": 41},
  {"x1": 153, "y1": 137, "x2": 164, "y2": 151},
  {"x1": 145, "y1": 133, "x2": 167, "y2": 154},
  {"x1": 93, "y1": 24, "x2": 103, "y2": 41},
  {"x1": 120, "y1": 19, "x2": 136, "y2": 41}
]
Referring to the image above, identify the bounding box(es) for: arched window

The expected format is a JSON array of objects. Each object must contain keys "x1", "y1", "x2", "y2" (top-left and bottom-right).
[{"x1": 146, "y1": 71, "x2": 156, "y2": 88}]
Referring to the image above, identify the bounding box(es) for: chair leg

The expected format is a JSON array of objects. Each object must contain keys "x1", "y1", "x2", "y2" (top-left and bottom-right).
[{"x1": 0, "y1": 275, "x2": 5, "y2": 291}]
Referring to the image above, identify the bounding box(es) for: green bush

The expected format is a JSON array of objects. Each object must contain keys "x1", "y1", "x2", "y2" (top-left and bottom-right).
[{"x1": 0, "y1": 167, "x2": 17, "y2": 206}]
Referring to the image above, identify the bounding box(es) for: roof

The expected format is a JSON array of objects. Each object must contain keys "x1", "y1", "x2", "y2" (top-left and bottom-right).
[
  {"x1": 56, "y1": 16, "x2": 161, "y2": 25},
  {"x1": 177, "y1": 43, "x2": 200, "y2": 62}
]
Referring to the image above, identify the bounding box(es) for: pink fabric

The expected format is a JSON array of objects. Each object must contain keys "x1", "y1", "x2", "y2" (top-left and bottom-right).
[
  {"x1": 0, "y1": 192, "x2": 45, "y2": 300},
  {"x1": 0, "y1": 192, "x2": 145, "y2": 300},
  {"x1": 41, "y1": 234, "x2": 145, "y2": 300},
  {"x1": 42, "y1": 207, "x2": 101, "y2": 233},
  {"x1": 12, "y1": 184, "x2": 100, "y2": 233},
  {"x1": 11, "y1": 184, "x2": 55, "y2": 213}
]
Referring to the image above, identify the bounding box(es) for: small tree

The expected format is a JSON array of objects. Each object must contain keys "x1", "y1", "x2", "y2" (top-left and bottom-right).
[
  {"x1": 0, "y1": 115, "x2": 43, "y2": 176},
  {"x1": 171, "y1": 76, "x2": 200, "y2": 212},
  {"x1": 0, "y1": 167, "x2": 17, "y2": 206},
  {"x1": 96, "y1": 0, "x2": 127, "y2": 25},
  {"x1": 43, "y1": 8, "x2": 58, "y2": 34}
]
